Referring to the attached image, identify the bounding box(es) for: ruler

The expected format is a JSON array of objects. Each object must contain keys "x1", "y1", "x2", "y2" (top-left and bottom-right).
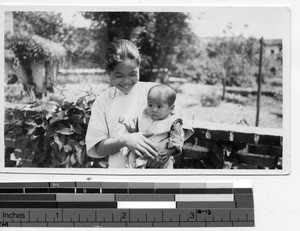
[{"x1": 0, "y1": 181, "x2": 254, "y2": 227}]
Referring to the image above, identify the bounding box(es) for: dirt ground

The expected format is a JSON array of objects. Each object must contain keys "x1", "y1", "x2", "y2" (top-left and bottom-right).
[{"x1": 175, "y1": 83, "x2": 282, "y2": 129}]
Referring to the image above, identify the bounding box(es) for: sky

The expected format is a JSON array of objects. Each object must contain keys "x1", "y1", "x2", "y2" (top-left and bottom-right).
[
  {"x1": 188, "y1": 7, "x2": 290, "y2": 39},
  {"x1": 60, "y1": 7, "x2": 290, "y2": 39}
]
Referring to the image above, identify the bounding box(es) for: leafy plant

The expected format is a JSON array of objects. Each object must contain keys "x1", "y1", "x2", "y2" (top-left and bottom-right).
[
  {"x1": 5, "y1": 96, "x2": 108, "y2": 168},
  {"x1": 7, "y1": 33, "x2": 66, "y2": 63},
  {"x1": 5, "y1": 107, "x2": 48, "y2": 167}
]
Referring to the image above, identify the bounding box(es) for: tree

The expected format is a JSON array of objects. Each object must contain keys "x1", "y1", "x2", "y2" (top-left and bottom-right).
[
  {"x1": 60, "y1": 26, "x2": 95, "y2": 68},
  {"x1": 82, "y1": 12, "x2": 194, "y2": 80},
  {"x1": 83, "y1": 12, "x2": 153, "y2": 69},
  {"x1": 172, "y1": 32, "x2": 206, "y2": 81},
  {"x1": 13, "y1": 11, "x2": 64, "y2": 42},
  {"x1": 7, "y1": 12, "x2": 66, "y2": 98},
  {"x1": 205, "y1": 24, "x2": 260, "y2": 97}
]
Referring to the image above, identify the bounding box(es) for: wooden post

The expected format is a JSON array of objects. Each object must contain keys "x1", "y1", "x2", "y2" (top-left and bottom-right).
[
  {"x1": 221, "y1": 64, "x2": 226, "y2": 100},
  {"x1": 256, "y1": 37, "x2": 264, "y2": 127}
]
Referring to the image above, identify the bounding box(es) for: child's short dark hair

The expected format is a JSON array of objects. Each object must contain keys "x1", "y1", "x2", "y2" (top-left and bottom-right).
[
  {"x1": 104, "y1": 39, "x2": 141, "y2": 73},
  {"x1": 148, "y1": 84, "x2": 176, "y2": 106}
]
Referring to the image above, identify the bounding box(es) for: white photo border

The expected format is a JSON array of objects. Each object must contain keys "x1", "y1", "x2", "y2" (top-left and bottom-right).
[{"x1": 0, "y1": 4, "x2": 291, "y2": 175}]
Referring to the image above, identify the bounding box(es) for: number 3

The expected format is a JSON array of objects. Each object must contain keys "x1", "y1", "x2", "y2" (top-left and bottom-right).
[{"x1": 190, "y1": 212, "x2": 195, "y2": 219}]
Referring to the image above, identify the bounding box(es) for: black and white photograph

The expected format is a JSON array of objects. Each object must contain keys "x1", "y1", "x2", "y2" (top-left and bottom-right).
[{"x1": 1, "y1": 6, "x2": 290, "y2": 173}]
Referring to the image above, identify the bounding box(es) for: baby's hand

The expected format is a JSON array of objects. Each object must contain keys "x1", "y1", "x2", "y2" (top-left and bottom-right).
[
  {"x1": 118, "y1": 115, "x2": 125, "y2": 124},
  {"x1": 159, "y1": 148, "x2": 177, "y2": 160}
]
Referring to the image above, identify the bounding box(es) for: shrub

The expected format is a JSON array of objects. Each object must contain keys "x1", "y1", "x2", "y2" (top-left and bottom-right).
[
  {"x1": 200, "y1": 92, "x2": 221, "y2": 107},
  {"x1": 5, "y1": 96, "x2": 108, "y2": 168},
  {"x1": 6, "y1": 33, "x2": 66, "y2": 63}
]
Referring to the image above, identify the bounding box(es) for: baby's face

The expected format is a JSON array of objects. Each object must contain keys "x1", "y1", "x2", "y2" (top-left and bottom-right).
[{"x1": 147, "y1": 95, "x2": 173, "y2": 120}]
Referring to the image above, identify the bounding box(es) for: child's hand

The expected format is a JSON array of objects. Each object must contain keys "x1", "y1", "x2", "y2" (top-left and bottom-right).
[
  {"x1": 146, "y1": 156, "x2": 165, "y2": 168},
  {"x1": 159, "y1": 148, "x2": 177, "y2": 160},
  {"x1": 146, "y1": 148, "x2": 177, "y2": 168},
  {"x1": 118, "y1": 115, "x2": 125, "y2": 124}
]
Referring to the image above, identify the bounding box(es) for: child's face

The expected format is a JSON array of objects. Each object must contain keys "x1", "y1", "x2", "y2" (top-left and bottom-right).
[
  {"x1": 147, "y1": 95, "x2": 174, "y2": 120},
  {"x1": 109, "y1": 59, "x2": 140, "y2": 94}
]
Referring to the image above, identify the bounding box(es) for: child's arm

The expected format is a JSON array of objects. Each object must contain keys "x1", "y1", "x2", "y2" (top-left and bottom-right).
[
  {"x1": 158, "y1": 119, "x2": 185, "y2": 162},
  {"x1": 167, "y1": 118, "x2": 185, "y2": 155}
]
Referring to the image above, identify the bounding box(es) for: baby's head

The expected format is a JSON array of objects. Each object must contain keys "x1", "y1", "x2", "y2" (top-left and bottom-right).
[{"x1": 147, "y1": 84, "x2": 176, "y2": 120}]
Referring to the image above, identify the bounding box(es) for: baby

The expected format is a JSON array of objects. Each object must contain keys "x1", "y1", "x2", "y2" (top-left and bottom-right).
[{"x1": 119, "y1": 84, "x2": 185, "y2": 168}]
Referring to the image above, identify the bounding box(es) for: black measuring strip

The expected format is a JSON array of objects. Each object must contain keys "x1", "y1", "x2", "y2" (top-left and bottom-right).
[{"x1": 0, "y1": 182, "x2": 254, "y2": 227}]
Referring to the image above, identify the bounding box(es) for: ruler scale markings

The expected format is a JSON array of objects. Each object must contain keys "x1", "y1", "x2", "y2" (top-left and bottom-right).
[{"x1": 0, "y1": 182, "x2": 254, "y2": 227}]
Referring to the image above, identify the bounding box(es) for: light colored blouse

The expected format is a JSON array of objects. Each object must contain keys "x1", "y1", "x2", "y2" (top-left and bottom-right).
[{"x1": 85, "y1": 81, "x2": 193, "y2": 168}]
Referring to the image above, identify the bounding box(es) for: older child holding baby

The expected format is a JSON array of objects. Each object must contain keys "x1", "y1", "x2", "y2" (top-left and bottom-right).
[{"x1": 85, "y1": 39, "x2": 193, "y2": 168}]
